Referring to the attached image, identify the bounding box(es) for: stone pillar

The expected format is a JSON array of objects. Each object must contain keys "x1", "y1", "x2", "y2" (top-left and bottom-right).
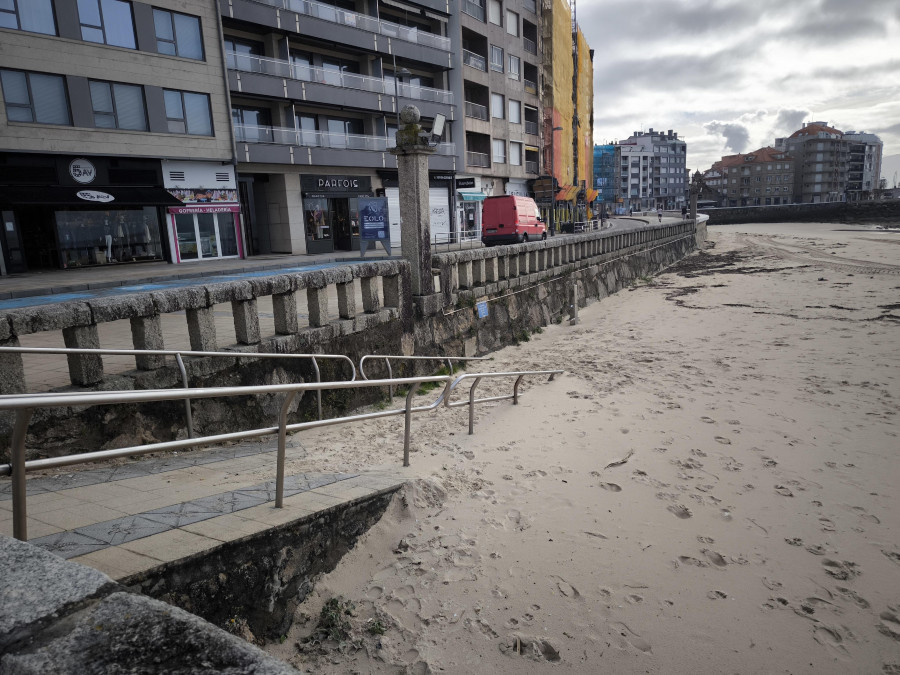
[
  {"x1": 383, "y1": 274, "x2": 401, "y2": 308},
  {"x1": 484, "y1": 257, "x2": 498, "y2": 283},
  {"x1": 0, "y1": 337, "x2": 26, "y2": 395},
  {"x1": 186, "y1": 307, "x2": 217, "y2": 352},
  {"x1": 272, "y1": 291, "x2": 298, "y2": 334},
  {"x1": 458, "y1": 261, "x2": 473, "y2": 289},
  {"x1": 129, "y1": 315, "x2": 165, "y2": 370},
  {"x1": 390, "y1": 106, "x2": 436, "y2": 297},
  {"x1": 307, "y1": 286, "x2": 329, "y2": 327},
  {"x1": 360, "y1": 276, "x2": 381, "y2": 313},
  {"x1": 568, "y1": 281, "x2": 579, "y2": 325},
  {"x1": 336, "y1": 281, "x2": 356, "y2": 320},
  {"x1": 62, "y1": 324, "x2": 103, "y2": 386},
  {"x1": 232, "y1": 299, "x2": 260, "y2": 345}
]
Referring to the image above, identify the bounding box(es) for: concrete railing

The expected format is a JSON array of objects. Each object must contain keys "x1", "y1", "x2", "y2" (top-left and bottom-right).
[
  {"x1": 0, "y1": 260, "x2": 408, "y2": 395},
  {"x1": 432, "y1": 220, "x2": 698, "y2": 302}
]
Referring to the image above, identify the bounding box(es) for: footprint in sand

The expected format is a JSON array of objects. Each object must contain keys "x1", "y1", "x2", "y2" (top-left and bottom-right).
[
  {"x1": 882, "y1": 550, "x2": 900, "y2": 567},
  {"x1": 599, "y1": 482, "x2": 622, "y2": 492},
  {"x1": 707, "y1": 590, "x2": 727, "y2": 600},
  {"x1": 879, "y1": 609, "x2": 900, "y2": 641},
  {"x1": 667, "y1": 504, "x2": 693, "y2": 519},
  {"x1": 774, "y1": 485, "x2": 794, "y2": 497},
  {"x1": 625, "y1": 593, "x2": 643, "y2": 604},
  {"x1": 677, "y1": 555, "x2": 708, "y2": 568},
  {"x1": 813, "y1": 624, "x2": 847, "y2": 651},
  {"x1": 702, "y1": 549, "x2": 728, "y2": 568},
  {"x1": 850, "y1": 506, "x2": 881, "y2": 524},
  {"x1": 819, "y1": 517, "x2": 836, "y2": 532},
  {"x1": 550, "y1": 576, "x2": 581, "y2": 599},
  {"x1": 697, "y1": 536, "x2": 715, "y2": 544},
  {"x1": 806, "y1": 544, "x2": 826, "y2": 556},
  {"x1": 785, "y1": 537, "x2": 803, "y2": 546},
  {"x1": 714, "y1": 436, "x2": 732, "y2": 445},
  {"x1": 822, "y1": 559, "x2": 860, "y2": 581},
  {"x1": 762, "y1": 457, "x2": 778, "y2": 468},
  {"x1": 700, "y1": 416, "x2": 716, "y2": 424},
  {"x1": 611, "y1": 622, "x2": 652, "y2": 653},
  {"x1": 762, "y1": 577, "x2": 783, "y2": 591},
  {"x1": 836, "y1": 587, "x2": 870, "y2": 609}
]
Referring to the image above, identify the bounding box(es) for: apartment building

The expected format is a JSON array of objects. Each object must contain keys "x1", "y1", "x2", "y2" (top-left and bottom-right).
[
  {"x1": 844, "y1": 131, "x2": 883, "y2": 201},
  {"x1": 0, "y1": 0, "x2": 236, "y2": 274},
  {"x1": 707, "y1": 147, "x2": 795, "y2": 206},
  {"x1": 456, "y1": 0, "x2": 542, "y2": 231},
  {"x1": 616, "y1": 128, "x2": 686, "y2": 211},
  {"x1": 776, "y1": 122, "x2": 848, "y2": 204},
  {"x1": 592, "y1": 144, "x2": 618, "y2": 212}
]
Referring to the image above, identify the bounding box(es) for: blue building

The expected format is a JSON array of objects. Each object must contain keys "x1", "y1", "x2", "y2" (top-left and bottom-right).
[{"x1": 592, "y1": 144, "x2": 619, "y2": 213}]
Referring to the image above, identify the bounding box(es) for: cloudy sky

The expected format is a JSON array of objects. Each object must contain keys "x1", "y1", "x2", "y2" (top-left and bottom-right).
[{"x1": 579, "y1": 0, "x2": 900, "y2": 180}]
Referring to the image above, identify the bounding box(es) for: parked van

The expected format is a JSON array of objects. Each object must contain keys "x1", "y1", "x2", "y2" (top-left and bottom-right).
[{"x1": 481, "y1": 196, "x2": 547, "y2": 246}]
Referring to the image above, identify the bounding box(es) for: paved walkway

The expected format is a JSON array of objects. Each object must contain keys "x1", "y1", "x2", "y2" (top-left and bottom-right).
[{"x1": 0, "y1": 438, "x2": 405, "y2": 580}]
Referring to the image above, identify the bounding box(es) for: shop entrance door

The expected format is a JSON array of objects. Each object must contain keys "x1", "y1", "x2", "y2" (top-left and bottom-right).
[
  {"x1": 333, "y1": 198, "x2": 352, "y2": 250},
  {"x1": 174, "y1": 212, "x2": 240, "y2": 261},
  {"x1": 1, "y1": 210, "x2": 27, "y2": 274}
]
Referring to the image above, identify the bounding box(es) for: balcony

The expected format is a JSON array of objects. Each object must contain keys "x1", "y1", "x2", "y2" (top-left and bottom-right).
[
  {"x1": 228, "y1": 52, "x2": 453, "y2": 104},
  {"x1": 463, "y1": 50, "x2": 487, "y2": 71},
  {"x1": 524, "y1": 120, "x2": 538, "y2": 135},
  {"x1": 254, "y1": 0, "x2": 450, "y2": 50},
  {"x1": 466, "y1": 151, "x2": 490, "y2": 167},
  {"x1": 523, "y1": 37, "x2": 536, "y2": 54},
  {"x1": 524, "y1": 78, "x2": 537, "y2": 95},
  {"x1": 525, "y1": 160, "x2": 538, "y2": 174},
  {"x1": 462, "y1": 0, "x2": 486, "y2": 21},
  {"x1": 234, "y1": 123, "x2": 455, "y2": 155},
  {"x1": 465, "y1": 101, "x2": 488, "y2": 120}
]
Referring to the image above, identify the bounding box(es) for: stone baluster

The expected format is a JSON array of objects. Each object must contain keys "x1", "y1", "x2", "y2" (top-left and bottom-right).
[
  {"x1": 307, "y1": 285, "x2": 329, "y2": 327},
  {"x1": 507, "y1": 252, "x2": 519, "y2": 278},
  {"x1": 62, "y1": 324, "x2": 103, "y2": 386},
  {"x1": 484, "y1": 257, "x2": 498, "y2": 284},
  {"x1": 130, "y1": 316, "x2": 165, "y2": 369},
  {"x1": 272, "y1": 291, "x2": 298, "y2": 334},
  {"x1": 232, "y1": 298, "x2": 261, "y2": 345},
  {"x1": 0, "y1": 322, "x2": 25, "y2": 395},
  {"x1": 186, "y1": 307, "x2": 217, "y2": 352},
  {"x1": 360, "y1": 276, "x2": 381, "y2": 313},
  {"x1": 336, "y1": 281, "x2": 356, "y2": 320},
  {"x1": 497, "y1": 254, "x2": 509, "y2": 280}
]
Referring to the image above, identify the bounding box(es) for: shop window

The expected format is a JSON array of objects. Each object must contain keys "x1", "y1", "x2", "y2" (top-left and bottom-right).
[
  {"x1": 56, "y1": 208, "x2": 163, "y2": 267},
  {"x1": 89, "y1": 80, "x2": 146, "y2": 130},
  {"x1": 0, "y1": 0, "x2": 56, "y2": 35},
  {"x1": 304, "y1": 197, "x2": 331, "y2": 241},
  {"x1": 164, "y1": 89, "x2": 212, "y2": 135},
  {"x1": 153, "y1": 8, "x2": 203, "y2": 60},
  {"x1": 0, "y1": 69, "x2": 70, "y2": 125},
  {"x1": 174, "y1": 212, "x2": 238, "y2": 261},
  {"x1": 77, "y1": 0, "x2": 136, "y2": 49}
]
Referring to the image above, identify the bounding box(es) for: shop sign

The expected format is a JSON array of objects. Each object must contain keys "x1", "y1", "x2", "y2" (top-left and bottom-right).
[
  {"x1": 69, "y1": 158, "x2": 97, "y2": 184},
  {"x1": 169, "y1": 204, "x2": 241, "y2": 214},
  {"x1": 456, "y1": 177, "x2": 476, "y2": 189},
  {"x1": 358, "y1": 197, "x2": 389, "y2": 240},
  {"x1": 76, "y1": 190, "x2": 114, "y2": 203},
  {"x1": 301, "y1": 175, "x2": 371, "y2": 193}
]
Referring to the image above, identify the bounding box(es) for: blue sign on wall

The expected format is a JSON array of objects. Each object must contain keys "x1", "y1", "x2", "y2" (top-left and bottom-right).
[
  {"x1": 476, "y1": 301, "x2": 488, "y2": 318},
  {"x1": 358, "y1": 197, "x2": 389, "y2": 240}
]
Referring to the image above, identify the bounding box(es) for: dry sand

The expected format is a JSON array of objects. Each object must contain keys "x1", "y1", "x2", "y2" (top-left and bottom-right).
[{"x1": 264, "y1": 222, "x2": 900, "y2": 674}]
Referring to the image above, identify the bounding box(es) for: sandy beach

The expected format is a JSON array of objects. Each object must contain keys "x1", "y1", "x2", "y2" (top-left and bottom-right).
[{"x1": 262, "y1": 222, "x2": 900, "y2": 674}]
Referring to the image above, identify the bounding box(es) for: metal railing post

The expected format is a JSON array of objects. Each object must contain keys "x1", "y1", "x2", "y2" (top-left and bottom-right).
[
  {"x1": 275, "y1": 391, "x2": 297, "y2": 508},
  {"x1": 468, "y1": 376, "x2": 482, "y2": 435},
  {"x1": 513, "y1": 375, "x2": 525, "y2": 404},
  {"x1": 311, "y1": 356, "x2": 322, "y2": 420},
  {"x1": 11, "y1": 407, "x2": 34, "y2": 541},
  {"x1": 175, "y1": 353, "x2": 194, "y2": 440},
  {"x1": 403, "y1": 383, "x2": 420, "y2": 467},
  {"x1": 386, "y1": 358, "x2": 394, "y2": 398},
  {"x1": 446, "y1": 358, "x2": 453, "y2": 376}
]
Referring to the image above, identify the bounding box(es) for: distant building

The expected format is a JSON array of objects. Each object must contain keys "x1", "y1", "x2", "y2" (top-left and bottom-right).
[
  {"x1": 705, "y1": 147, "x2": 795, "y2": 206},
  {"x1": 616, "y1": 128, "x2": 686, "y2": 210},
  {"x1": 843, "y1": 131, "x2": 883, "y2": 201},
  {"x1": 592, "y1": 144, "x2": 618, "y2": 211}
]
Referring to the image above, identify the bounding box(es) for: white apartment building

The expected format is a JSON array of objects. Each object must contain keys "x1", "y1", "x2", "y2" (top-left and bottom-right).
[{"x1": 617, "y1": 128, "x2": 687, "y2": 210}]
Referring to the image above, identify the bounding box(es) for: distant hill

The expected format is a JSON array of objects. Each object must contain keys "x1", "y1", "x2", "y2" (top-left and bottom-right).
[{"x1": 882, "y1": 154, "x2": 900, "y2": 188}]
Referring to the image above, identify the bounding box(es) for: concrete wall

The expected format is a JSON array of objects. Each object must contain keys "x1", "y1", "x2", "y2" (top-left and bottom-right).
[{"x1": 702, "y1": 200, "x2": 900, "y2": 225}]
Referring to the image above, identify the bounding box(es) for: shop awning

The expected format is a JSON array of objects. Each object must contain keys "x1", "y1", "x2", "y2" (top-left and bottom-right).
[
  {"x1": 0, "y1": 185, "x2": 183, "y2": 207},
  {"x1": 586, "y1": 188, "x2": 599, "y2": 202},
  {"x1": 460, "y1": 191, "x2": 488, "y2": 201},
  {"x1": 555, "y1": 185, "x2": 578, "y2": 201}
]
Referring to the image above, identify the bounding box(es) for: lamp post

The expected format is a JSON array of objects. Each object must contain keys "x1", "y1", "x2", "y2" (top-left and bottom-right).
[{"x1": 549, "y1": 126, "x2": 562, "y2": 236}]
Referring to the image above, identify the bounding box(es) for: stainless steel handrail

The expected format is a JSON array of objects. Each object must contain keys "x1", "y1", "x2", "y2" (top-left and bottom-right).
[
  {"x1": 0, "y1": 346, "x2": 356, "y2": 429},
  {"x1": 359, "y1": 354, "x2": 492, "y2": 398},
  {"x1": 0, "y1": 368, "x2": 562, "y2": 541}
]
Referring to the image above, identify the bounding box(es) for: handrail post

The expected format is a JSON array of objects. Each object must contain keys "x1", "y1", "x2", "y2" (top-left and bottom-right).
[
  {"x1": 311, "y1": 356, "x2": 322, "y2": 420},
  {"x1": 403, "y1": 383, "x2": 420, "y2": 467},
  {"x1": 513, "y1": 374, "x2": 525, "y2": 404},
  {"x1": 11, "y1": 407, "x2": 34, "y2": 541},
  {"x1": 446, "y1": 358, "x2": 453, "y2": 376},
  {"x1": 175, "y1": 353, "x2": 194, "y2": 441},
  {"x1": 275, "y1": 391, "x2": 297, "y2": 508},
  {"x1": 468, "y1": 376, "x2": 482, "y2": 435},
  {"x1": 386, "y1": 358, "x2": 394, "y2": 398}
]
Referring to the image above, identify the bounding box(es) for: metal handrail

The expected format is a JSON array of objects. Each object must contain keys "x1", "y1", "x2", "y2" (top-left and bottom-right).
[
  {"x1": 359, "y1": 354, "x2": 492, "y2": 397},
  {"x1": 1, "y1": 368, "x2": 563, "y2": 541},
  {"x1": 0, "y1": 346, "x2": 356, "y2": 430}
]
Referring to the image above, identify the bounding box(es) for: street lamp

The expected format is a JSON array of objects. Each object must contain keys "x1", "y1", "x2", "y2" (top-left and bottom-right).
[{"x1": 549, "y1": 126, "x2": 562, "y2": 236}]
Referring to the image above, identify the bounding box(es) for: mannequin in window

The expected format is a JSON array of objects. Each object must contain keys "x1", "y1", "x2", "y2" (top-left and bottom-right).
[{"x1": 104, "y1": 219, "x2": 114, "y2": 263}]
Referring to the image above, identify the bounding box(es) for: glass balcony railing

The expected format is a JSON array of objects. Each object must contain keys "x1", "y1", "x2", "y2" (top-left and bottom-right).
[
  {"x1": 524, "y1": 78, "x2": 537, "y2": 94},
  {"x1": 524, "y1": 120, "x2": 538, "y2": 135},
  {"x1": 234, "y1": 123, "x2": 456, "y2": 155},
  {"x1": 465, "y1": 101, "x2": 488, "y2": 120},
  {"x1": 463, "y1": 50, "x2": 487, "y2": 71},
  {"x1": 254, "y1": 0, "x2": 450, "y2": 50},
  {"x1": 525, "y1": 160, "x2": 538, "y2": 174},
  {"x1": 462, "y1": 0, "x2": 486, "y2": 21},
  {"x1": 227, "y1": 52, "x2": 454, "y2": 105},
  {"x1": 523, "y1": 37, "x2": 536, "y2": 54},
  {"x1": 466, "y1": 151, "x2": 490, "y2": 167}
]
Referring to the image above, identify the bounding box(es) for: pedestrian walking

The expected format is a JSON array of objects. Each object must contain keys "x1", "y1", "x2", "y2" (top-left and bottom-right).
[
  {"x1": 681, "y1": 205, "x2": 687, "y2": 220},
  {"x1": 657, "y1": 207, "x2": 662, "y2": 223}
]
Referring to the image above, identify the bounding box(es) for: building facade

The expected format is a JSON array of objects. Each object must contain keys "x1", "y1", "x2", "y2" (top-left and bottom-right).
[
  {"x1": 592, "y1": 144, "x2": 618, "y2": 212},
  {"x1": 706, "y1": 147, "x2": 795, "y2": 207},
  {"x1": 843, "y1": 131, "x2": 883, "y2": 201},
  {"x1": 776, "y1": 122, "x2": 848, "y2": 204},
  {"x1": 616, "y1": 128, "x2": 686, "y2": 211},
  {"x1": 0, "y1": 0, "x2": 237, "y2": 274}
]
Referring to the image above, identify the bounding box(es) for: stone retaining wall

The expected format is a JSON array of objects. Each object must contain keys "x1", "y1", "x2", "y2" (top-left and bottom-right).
[{"x1": 702, "y1": 199, "x2": 900, "y2": 225}]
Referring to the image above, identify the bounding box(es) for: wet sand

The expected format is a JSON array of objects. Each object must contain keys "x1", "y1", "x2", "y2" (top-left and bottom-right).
[{"x1": 262, "y1": 222, "x2": 900, "y2": 673}]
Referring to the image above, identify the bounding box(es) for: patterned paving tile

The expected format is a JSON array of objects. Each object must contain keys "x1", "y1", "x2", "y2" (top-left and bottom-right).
[
  {"x1": 30, "y1": 530, "x2": 109, "y2": 559},
  {"x1": 77, "y1": 515, "x2": 171, "y2": 547}
]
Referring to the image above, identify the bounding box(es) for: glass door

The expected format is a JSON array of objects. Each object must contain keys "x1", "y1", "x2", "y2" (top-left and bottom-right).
[{"x1": 173, "y1": 212, "x2": 240, "y2": 262}]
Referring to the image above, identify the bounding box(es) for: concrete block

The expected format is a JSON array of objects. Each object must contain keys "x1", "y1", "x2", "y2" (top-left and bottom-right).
[
  {"x1": 186, "y1": 306, "x2": 217, "y2": 351},
  {"x1": 232, "y1": 298, "x2": 261, "y2": 345},
  {"x1": 0, "y1": 337, "x2": 26, "y2": 395},
  {"x1": 87, "y1": 294, "x2": 155, "y2": 323},
  {"x1": 129, "y1": 315, "x2": 166, "y2": 370},
  {"x1": 307, "y1": 287, "x2": 329, "y2": 327},
  {"x1": 336, "y1": 281, "x2": 356, "y2": 320},
  {"x1": 62, "y1": 324, "x2": 103, "y2": 386},
  {"x1": 272, "y1": 291, "x2": 298, "y2": 335},
  {"x1": 150, "y1": 286, "x2": 208, "y2": 314},
  {"x1": 207, "y1": 280, "x2": 253, "y2": 305},
  {"x1": 360, "y1": 276, "x2": 381, "y2": 313},
  {"x1": 7, "y1": 303, "x2": 92, "y2": 336},
  {"x1": 0, "y1": 535, "x2": 116, "y2": 653}
]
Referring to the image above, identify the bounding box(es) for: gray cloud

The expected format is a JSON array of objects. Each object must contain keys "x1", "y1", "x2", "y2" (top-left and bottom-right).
[
  {"x1": 704, "y1": 121, "x2": 750, "y2": 153},
  {"x1": 773, "y1": 109, "x2": 809, "y2": 135},
  {"x1": 783, "y1": 16, "x2": 887, "y2": 42},
  {"x1": 873, "y1": 122, "x2": 900, "y2": 136}
]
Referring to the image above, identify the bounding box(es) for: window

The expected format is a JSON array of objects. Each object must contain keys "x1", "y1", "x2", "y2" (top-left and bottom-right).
[
  {"x1": 0, "y1": 0, "x2": 56, "y2": 35},
  {"x1": 89, "y1": 80, "x2": 146, "y2": 130},
  {"x1": 0, "y1": 69, "x2": 70, "y2": 125},
  {"x1": 492, "y1": 138, "x2": 506, "y2": 163},
  {"x1": 164, "y1": 90, "x2": 212, "y2": 135},
  {"x1": 506, "y1": 10, "x2": 518, "y2": 35},
  {"x1": 295, "y1": 113, "x2": 318, "y2": 145},
  {"x1": 225, "y1": 38, "x2": 264, "y2": 71},
  {"x1": 508, "y1": 99, "x2": 521, "y2": 123},
  {"x1": 78, "y1": 0, "x2": 136, "y2": 49},
  {"x1": 326, "y1": 116, "x2": 363, "y2": 148},
  {"x1": 153, "y1": 9, "x2": 203, "y2": 60},
  {"x1": 508, "y1": 54, "x2": 520, "y2": 80},
  {"x1": 488, "y1": 0, "x2": 501, "y2": 25},
  {"x1": 232, "y1": 106, "x2": 272, "y2": 142},
  {"x1": 490, "y1": 45, "x2": 503, "y2": 72},
  {"x1": 509, "y1": 141, "x2": 522, "y2": 166},
  {"x1": 490, "y1": 92, "x2": 504, "y2": 119},
  {"x1": 322, "y1": 57, "x2": 360, "y2": 86},
  {"x1": 290, "y1": 51, "x2": 313, "y2": 81}
]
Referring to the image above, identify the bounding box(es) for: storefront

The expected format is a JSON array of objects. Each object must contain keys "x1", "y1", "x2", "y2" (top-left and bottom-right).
[
  {"x1": 379, "y1": 170, "x2": 455, "y2": 246},
  {"x1": 300, "y1": 175, "x2": 373, "y2": 254},
  {"x1": 455, "y1": 176, "x2": 487, "y2": 239},
  {"x1": 162, "y1": 161, "x2": 243, "y2": 263},
  {"x1": 0, "y1": 153, "x2": 180, "y2": 272}
]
